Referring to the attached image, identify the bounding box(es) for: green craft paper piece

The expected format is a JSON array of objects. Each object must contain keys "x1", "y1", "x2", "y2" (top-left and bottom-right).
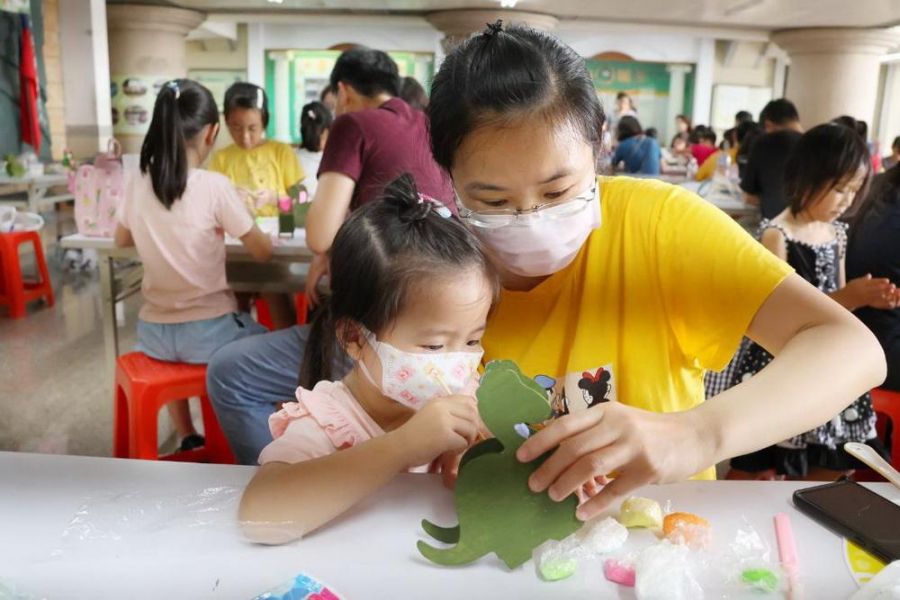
[
  {"x1": 421, "y1": 521, "x2": 460, "y2": 544},
  {"x1": 418, "y1": 360, "x2": 582, "y2": 569}
]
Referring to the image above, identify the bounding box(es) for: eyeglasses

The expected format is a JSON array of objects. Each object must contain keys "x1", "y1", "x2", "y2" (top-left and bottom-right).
[{"x1": 456, "y1": 183, "x2": 598, "y2": 229}]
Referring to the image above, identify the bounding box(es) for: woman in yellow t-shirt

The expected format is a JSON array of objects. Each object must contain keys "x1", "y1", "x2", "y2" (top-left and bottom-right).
[
  {"x1": 209, "y1": 82, "x2": 305, "y2": 328},
  {"x1": 209, "y1": 82, "x2": 305, "y2": 215},
  {"x1": 428, "y1": 23, "x2": 885, "y2": 520}
]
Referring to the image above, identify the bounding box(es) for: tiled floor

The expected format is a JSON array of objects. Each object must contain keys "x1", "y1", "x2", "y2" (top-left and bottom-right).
[{"x1": 0, "y1": 211, "x2": 141, "y2": 457}]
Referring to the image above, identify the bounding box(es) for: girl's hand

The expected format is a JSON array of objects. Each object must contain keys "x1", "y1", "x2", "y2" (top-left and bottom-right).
[
  {"x1": 392, "y1": 395, "x2": 480, "y2": 470},
  {"x1": 256, "y1": 189, "x2": 277, "y2": 209},
  {"x1": 845, "y1": 274, "x2": 898, "y2": 310},
  {"x1": 432, "y1": 449, "x2": 464, "y2": 489},
  {"x1": 516, "y1": 402, "x2": 713, "y2": 521},
  {"x1": 237, "y1": 189, "x2": 256, "y2": 215},
  {"x1": 305, "y1": 253, "x2": 330, "y2": 308}
]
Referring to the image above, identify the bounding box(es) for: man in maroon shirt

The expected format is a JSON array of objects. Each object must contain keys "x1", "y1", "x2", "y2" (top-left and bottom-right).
[{"x1": 305, "y1": 48, "x2": 452, "y2": 289}]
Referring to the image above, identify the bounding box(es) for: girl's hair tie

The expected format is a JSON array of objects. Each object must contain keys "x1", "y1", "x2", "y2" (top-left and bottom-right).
[
  {"x1": 483, "y1": 19, "x2": 503, "y2": 38},
  {"x1": 399, "y1": 200, "x2": 431, "y2": 223},
  {"x1": 166, "y1": 80, "x2": 181, "y2": 100},
  {"x1": 418, "y1": 194, "x2": 452, "y2": 219}
]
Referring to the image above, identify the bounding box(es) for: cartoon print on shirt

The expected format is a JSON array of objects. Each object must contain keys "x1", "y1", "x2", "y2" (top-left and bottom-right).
[
  {"x1": 562, "y1": 363, "x2": 617, "y2": 414},
  {"x1": 577, "y1": 367, "x2": 612, "y2": 408},
  {"x1": 532, "y1": 364, "x2": 617, "y2": 419},
  {"x1": 534, "y1": 374, "x2": 569, "y2": 418}
]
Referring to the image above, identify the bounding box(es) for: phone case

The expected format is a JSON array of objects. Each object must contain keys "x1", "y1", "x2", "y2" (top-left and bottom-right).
[{"x1": 793, "y1": 479, "x2": 899, "y2": 563}]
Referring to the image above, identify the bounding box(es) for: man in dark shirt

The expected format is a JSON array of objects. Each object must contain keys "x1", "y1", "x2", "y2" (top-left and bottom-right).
[
  {"x1": 305, "y1": 46, "x2": 452, "y2": 256},
  {"x1": 847, "y1": 167, "x2": 900, "y2": 390},
  {"x1": 740, "y1": 99, "x2": 803, "y2": 219}
]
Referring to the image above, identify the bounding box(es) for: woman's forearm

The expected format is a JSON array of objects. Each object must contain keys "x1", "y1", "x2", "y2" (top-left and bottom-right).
[
  {"x1": 697, "y1": 318, "x2": 885, "y2": 464},
  {"x1": 239, "y1": 432, "x2": 409, "y2": 544}
]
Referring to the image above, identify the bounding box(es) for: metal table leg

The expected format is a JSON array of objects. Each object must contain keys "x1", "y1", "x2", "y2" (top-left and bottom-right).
[{"x1": 99, "y1": 253, "x2": 119, "y2": 390}]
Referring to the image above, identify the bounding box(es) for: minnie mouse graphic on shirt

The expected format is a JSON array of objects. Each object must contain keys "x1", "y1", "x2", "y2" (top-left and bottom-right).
[
  {"x1": 533, "y1": 365, "x2": 616, "y2": 418},
  {"x1": 577, "y1": 367, "x2": 612, "y2": 408}
]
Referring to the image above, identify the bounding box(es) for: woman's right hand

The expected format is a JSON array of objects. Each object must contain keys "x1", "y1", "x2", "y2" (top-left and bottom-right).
[
  {"x1": 392, "y1": 395, "x2": 480, "y2": 469},
  {"x1": 845, "y1": 274, "x2": 899, "y2": 310}
]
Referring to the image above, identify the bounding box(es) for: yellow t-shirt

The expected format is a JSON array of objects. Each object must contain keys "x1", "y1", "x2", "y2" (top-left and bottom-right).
[
  {"x1": 482, "y1": 176, "x2": 793, "y2": 479},
  {"x1": 208, "y1": 140, "x2": 304, "y2": 196}
]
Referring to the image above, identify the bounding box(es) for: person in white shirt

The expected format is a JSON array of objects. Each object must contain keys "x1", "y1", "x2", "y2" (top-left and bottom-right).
[{"x1": 295, "y1": 101, "x2": 332, "y2": 199}]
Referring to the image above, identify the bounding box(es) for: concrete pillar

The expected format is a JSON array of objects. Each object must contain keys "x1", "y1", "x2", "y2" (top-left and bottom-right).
[
  {"x1": 665, "y1": 64, "x2": 692, "y2": 143},
  {"x1": 878, "y1": 61, "x2": 900, "y2": 148},
  {"x1": 692, "y1": 38, "x2": 715, "y2": 127},
  {"x1": 58, "y1": 0, "x2": 112, "y2": 159},
  {"x1": 772, "y1": 28, "x2": 900, "y2": 128},
  {"x1": 268, "y1": 50, "x2": 292, "y2": 142},
  {"x1": 426, "y1": 10, "x2": 558, "y2": 54},
  {"x1": 106, "y1": 4, "x2": 204, "y2": 153}
]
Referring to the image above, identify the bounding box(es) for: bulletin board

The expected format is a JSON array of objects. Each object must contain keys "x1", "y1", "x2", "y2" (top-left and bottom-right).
[
  {"x1": 586, "y1": 59, "x2": 695, "y2": 132},
  {"x1": 110, "y1": 75, "x2": 170, "y2": 136}
]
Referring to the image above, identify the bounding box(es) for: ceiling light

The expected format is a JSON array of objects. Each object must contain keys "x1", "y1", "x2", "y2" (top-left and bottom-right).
[
  {"x1": 499, "y1": 0, "x2": 518, "y2": 7},
  {"x1": 267, "y1": 0, "x2": 284, "y2": 4}
]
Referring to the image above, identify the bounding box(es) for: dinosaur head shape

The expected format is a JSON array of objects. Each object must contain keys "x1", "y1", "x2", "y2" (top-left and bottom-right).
[{"x1": 476, "y1": 360, "x2": 552, "y2": 450}]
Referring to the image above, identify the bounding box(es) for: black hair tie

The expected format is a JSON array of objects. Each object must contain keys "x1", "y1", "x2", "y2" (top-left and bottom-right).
[
  {"x1": 483, "y1": 19, "x2": 503, "y2": 39},
  {"x1": 398, "y1": 201, "x2": 431, "y2": 223}
]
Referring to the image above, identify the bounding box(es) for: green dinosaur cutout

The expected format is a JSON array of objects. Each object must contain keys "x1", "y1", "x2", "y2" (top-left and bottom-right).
[{"x1": 418, "y1": 360, "x2": 581, "y2": 569}]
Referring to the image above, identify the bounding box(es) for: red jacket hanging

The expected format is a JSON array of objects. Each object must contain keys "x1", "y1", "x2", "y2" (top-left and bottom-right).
[{"x1": 19, "y1": 14, "x2": 41, "y2": 153}]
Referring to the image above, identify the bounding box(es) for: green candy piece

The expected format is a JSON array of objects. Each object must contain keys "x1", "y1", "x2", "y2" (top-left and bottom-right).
[
  {"x1": 742, "y1": 567, "x2": 779, "y2": 592},
  {"x1": 539, "y1": 557, "x2": 577, "y2": 582}
]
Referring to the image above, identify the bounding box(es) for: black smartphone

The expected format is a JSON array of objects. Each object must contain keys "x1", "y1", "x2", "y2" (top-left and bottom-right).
[{"x1": 793, "y1": 477, "x2": 900, "y2": 563}]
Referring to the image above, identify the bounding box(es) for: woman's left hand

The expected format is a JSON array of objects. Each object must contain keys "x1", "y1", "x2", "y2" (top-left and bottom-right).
[{"x1": 516, "y1": 402, "x2": 715, "y2": 521}]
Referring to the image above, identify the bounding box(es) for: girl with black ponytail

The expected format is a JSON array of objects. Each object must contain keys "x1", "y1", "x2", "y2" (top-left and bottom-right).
[
  {"x1": 240, "y1": 174, "x2": 499, "y2": 543},
  {"x1": 114, "y1": 79, "x2": 273, "y2": 452}
]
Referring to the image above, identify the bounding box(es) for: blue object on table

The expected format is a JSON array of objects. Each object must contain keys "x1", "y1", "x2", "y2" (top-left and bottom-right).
[{"x1": 252, "y1": 572, "x2": 341, "y2": 600}]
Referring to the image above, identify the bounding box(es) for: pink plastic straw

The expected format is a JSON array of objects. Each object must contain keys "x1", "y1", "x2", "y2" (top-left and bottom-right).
[{"x1": 774, "y1": 512, "x2": 801, "y2": 599}]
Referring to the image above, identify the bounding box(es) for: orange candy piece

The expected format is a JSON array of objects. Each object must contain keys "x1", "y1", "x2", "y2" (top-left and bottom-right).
[{"x1": 663, "y1": 512, "x2": 711, "y2": 548}]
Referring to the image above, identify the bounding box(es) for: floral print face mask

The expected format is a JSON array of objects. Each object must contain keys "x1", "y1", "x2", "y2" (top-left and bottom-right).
[{"x1": 356, "y1": 326, "x2": 483, "y2": 410}]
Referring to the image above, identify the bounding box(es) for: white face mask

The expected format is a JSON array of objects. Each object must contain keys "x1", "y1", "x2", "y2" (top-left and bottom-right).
[
  {"x1": 357, "y1": 326, "x2": 483, "y2": 410},
  {"x1": 461, "y1": 184, "x2": 601, "y2": 278}
]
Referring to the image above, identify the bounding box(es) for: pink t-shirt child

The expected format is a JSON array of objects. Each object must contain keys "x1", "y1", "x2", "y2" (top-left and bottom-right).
[
  {"x1": 117, "y1": 169, "x2": 253, "y2": 323},
  {"x1": 259, "y1": 381, "x2": 431, "y2": 472}
]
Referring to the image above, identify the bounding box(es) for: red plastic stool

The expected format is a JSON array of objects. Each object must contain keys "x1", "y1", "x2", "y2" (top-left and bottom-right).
[
  {"x1": 254, "y1": 293, "x2": 309, "y2": 330},
  {"x1": 871, "y1": 388, "x2": 900, "y2": 471},
  {"x1": 113, "y1": 352, "x2": 235, "y2": 463},
  {"x1": 0, "y1": 230, "x2": 55, "y2": 319}
]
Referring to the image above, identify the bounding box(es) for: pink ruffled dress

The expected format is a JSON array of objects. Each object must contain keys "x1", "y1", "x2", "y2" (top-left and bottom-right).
[{"x1": 258, "y1": 380, "x2": 427, "y2": 470}]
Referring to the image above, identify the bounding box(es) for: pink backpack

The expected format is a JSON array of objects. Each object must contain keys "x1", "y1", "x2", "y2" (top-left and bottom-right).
[{"x1": 72, "y1": 139, "x2": 124, "y2": 237}]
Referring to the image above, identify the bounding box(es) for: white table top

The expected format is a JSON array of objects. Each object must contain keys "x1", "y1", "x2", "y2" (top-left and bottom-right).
[
  {"x1": 680, "y1": 179, "x2": 755, "y2": 215},
  {"x1": 2, "y1": 451, "x2": 894, "y2": 599},
  {"x1": 0, "y1": 172, "x2": 69, "y2": 186},
  {"x1": 60, "y1": 227, "x2": 312, "y2": 260}
]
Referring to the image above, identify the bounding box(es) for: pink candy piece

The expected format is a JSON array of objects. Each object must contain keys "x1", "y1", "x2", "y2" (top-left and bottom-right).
[{"x1": 604, "y1": 559, "x2": 636, "y2": 587}]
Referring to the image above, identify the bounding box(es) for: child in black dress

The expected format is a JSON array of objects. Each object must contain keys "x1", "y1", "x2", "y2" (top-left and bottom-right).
[{"x1": 728, "y1": 123, "x2": 898, "y2": 480}]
